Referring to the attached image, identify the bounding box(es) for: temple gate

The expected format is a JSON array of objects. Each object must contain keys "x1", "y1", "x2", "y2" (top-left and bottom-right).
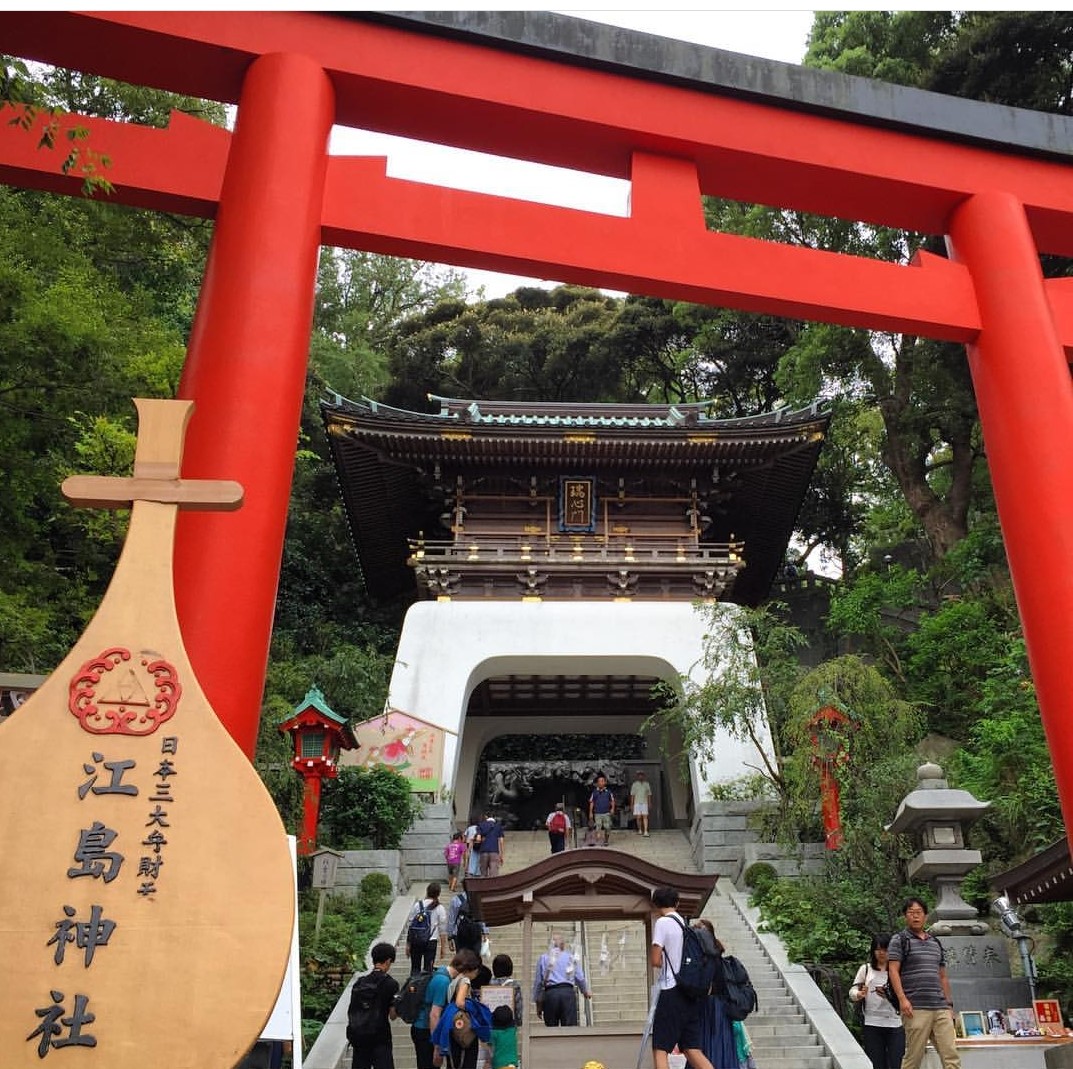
[{"x1": 323, "y1": 394, "x2": 828, "y2": 819}]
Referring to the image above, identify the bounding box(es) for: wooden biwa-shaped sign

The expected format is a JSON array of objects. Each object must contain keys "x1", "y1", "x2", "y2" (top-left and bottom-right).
[{"x1": 0, "y1": 399, "x2": 294, "y2": 1067}]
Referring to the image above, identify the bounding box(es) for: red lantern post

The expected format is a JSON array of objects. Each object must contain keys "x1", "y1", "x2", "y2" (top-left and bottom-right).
[
  {"x1": 278, "y1": 687, "x2": 358, "y2": 855},
  {"x1": 807, "y1": 703, "x2": 856, "y2": 850}
]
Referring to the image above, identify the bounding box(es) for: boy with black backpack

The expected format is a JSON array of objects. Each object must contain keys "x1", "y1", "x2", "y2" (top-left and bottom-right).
[
  {"x1": 650, "y1": 886, "x2": 715, "y2": 1069},
  {"x1": 401, "y1": 960, "x2": 451, "y2": 1069},
  {"x1": 347, "y1": 942, "x2": 400, "y2": 1069}
]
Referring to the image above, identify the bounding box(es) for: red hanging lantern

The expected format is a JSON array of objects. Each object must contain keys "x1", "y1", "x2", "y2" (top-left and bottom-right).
[{"x1": 806, "y1": 702, "x2": 856, "y2": 850}]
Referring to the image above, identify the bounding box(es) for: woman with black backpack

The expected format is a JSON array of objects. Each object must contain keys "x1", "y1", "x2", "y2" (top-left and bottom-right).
[
  {"x1": 406, "y1": 882, "x2": 448, "y2": 974},
  {"x1": 693, "y1": 919, "x2": 738, "y2": 1068}
]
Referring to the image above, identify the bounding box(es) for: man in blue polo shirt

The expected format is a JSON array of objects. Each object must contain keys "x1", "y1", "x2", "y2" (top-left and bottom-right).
[
  {"x1": 477, "y1": 813, "x2": 505, "y2": 877},
  {"x1": 588, "y1": 773, "x2": 616, "y2": 846}
]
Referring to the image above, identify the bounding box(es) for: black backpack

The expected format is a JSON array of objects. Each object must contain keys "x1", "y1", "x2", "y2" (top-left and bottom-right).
[
  {"x1": 668, "y1": 917, "x2": 720, "y2": 1000},
  {"x1": 395, "y1": 970, "x2": 434, "y2": 1024},
  {"x1": 347, "y1": 971, "x2": 385, "y2": 1042},
  {"x1": 408, "y1": 899, "x2": 433, "y2": 944},
  {"x1": 455, "y1": 909, "x2": 483, "y2": 953},
  {"x1": 721, "y1": 954, "x2": 758, "y2": 1021}
]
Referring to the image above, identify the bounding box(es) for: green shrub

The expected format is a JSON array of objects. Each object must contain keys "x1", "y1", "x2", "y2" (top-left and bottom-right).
[
  {"x1": 362, "y1": 872, "x2": 394, "y2": 897},
  {"x1": 320, "y1": 766, "x2": 423, "y2": 848},
  {"x1": 742, "y1": 862, "x2": 778, "y2": 895},
  {"x1": 298, "y1": 873, "x2": 395, "y2": 1041},
  {"x1": 708, "y1": 774, "x2": 778, "y2": 802}
]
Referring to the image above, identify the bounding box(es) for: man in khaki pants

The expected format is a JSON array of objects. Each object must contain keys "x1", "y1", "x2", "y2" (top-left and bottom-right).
[{"x1": 888, "y1": 897, "x2": 961, "y2": 1069}]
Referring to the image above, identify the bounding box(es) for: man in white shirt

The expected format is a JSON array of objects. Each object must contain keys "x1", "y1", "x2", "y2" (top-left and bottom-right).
[
  {"x1": 649, "y1": 886, "x2": 714, "y2": 1069},
  {"x1": 629, "y1": 771, "x2": 653, "y2": 837}
]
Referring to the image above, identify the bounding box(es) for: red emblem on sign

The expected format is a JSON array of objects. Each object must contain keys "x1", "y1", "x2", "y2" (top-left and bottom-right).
[{"x1": 69, "y1": 647, "x2": 181, "y2": 735}]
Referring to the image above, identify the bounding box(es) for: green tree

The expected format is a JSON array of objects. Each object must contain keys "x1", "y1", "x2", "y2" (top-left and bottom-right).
[
  {"x1": 826, "y1": 566, "x2": 927, "y2": 685},
  {"x1": 0, "y1": 66, "x2": 219, "y2": 669},
  {"x1": 781, "y1": 656, "x2": 924, "y2": 869},
  {"x1": 383, "y1": 284, "x2": 626, "y2": 409},
  {"x1": 950, "y1": 639, "x2": 1063, "y2": 869},
  {"x1": 746, "y1": 657, "x2": 924, "y2": 987},
  {"x1": 649, "y1": 602, "x2": 807, "y2": 806},
  {"x1": 310, "y1": 248, "x2": 466, "y2": 402},
  {"x1": 0, "y1": 186, "x2": 195, "y2": 667},
  {"x1": 795, "y1": 12, "x2": 1073, "y2": 564}
]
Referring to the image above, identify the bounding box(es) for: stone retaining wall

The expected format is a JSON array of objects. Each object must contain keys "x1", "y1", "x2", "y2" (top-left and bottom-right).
[{"x1": 690, "y1": 799, "x2": 825, "y2": 884}]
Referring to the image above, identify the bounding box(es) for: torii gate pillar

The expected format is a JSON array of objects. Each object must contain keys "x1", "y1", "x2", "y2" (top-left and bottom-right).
[
  {"x1": 173, "y1": 53, "x2": 333, "y2": 758},
  {"x1": 948, "y1": 191, "x2": 1073, "y2": 822}
]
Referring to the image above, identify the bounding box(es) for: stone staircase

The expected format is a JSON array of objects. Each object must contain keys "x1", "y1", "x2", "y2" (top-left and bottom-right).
[
  {"x1": 365, "y1": 828, "x2": 850, "y2": 1069},
  {"x1": 705, "y1": 889, "x2": 834, "y2": 1069}
]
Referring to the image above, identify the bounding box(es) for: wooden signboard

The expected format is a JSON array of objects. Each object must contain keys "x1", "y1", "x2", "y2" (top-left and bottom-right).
[
  {"x1": 352, "y1": 709, "x2": 444, "y2": 792},
  {"x1": 0, "y1": 400, "x2": 294, "y2": 1067}
]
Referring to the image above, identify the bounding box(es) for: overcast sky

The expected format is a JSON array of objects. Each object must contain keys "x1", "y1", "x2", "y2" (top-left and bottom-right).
[{"x1": 329, "y1": 10, "x2": 816, "y2": 297}]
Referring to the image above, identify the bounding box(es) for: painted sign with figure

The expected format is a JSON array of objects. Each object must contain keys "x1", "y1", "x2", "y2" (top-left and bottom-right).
[{"x1": 352, "y1": 710, "x2": 444, "y2": 793}]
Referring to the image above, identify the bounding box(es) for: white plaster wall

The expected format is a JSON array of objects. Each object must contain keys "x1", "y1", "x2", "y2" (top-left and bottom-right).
[{"x1": 386, "y1": 600, "x2": 773, "y2": 813}]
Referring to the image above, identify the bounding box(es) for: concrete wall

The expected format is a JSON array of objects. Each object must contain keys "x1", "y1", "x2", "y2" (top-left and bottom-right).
[
  {"x1": 691, "y1": 799, "x2": 766, "y2": 878},
  {"x1": 316, "y1": 807, "x2": 456, "y2": 895},
  {"x1": 398, "y1": 802, "x2": 456, "y2": 886},
  {"x1": 330, "y1": 850, "x2": 405, "y2": 895}
]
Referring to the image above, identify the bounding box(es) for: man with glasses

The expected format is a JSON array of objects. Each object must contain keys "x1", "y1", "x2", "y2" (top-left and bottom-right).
[{"x1": 887, "y1": 897, "x2": 961, "y2": 1069}]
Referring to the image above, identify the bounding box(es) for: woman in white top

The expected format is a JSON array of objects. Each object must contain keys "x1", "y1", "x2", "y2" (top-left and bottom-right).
[{"x1": 849, "y1": 933, "x2": 905, "y2": 1069}]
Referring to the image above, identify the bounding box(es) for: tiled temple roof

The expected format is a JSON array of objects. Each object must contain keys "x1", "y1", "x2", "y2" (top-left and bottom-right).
[{"x1": 322, "y1": 393, "x2": 830, "y2": 604}]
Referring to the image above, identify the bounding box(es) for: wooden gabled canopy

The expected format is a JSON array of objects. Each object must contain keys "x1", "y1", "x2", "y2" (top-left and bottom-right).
[
  {"x1": 463, "y1": 846, "x2": 717, "y2": 928},
  {"x1": 465, "y1": 847, "x2": 717, "y2": 1066}
]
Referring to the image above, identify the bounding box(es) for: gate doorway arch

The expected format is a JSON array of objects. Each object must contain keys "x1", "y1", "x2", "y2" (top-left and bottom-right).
[
  {"x1": 481, "y1": 754, "x2": 666, "y2": 836},
  {"x1": 471, "y1": 684, "x2": 664, "y2": 832},
  {"x1": 373, "y1": 601, "x2": 769, "y2": 825}
]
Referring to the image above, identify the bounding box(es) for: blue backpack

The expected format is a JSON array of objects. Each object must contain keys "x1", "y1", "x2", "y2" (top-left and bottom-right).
[
  {"x1": 668, "y1": 917, "x2": 719, "y2": 1000},
  {"x1": 721, "y1": 954, "x2": 758, "y2": 1020}
]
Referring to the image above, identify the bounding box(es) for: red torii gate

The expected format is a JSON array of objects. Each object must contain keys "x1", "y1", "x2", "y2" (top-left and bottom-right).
[{"x1": 3, "y1": 12, "x2": 1073, "y2": 849}]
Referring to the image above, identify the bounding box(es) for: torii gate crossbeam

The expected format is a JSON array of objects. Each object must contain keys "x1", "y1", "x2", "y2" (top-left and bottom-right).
[{"x1": 3, "y1": 11, "x2": 1073, "y2": 855}]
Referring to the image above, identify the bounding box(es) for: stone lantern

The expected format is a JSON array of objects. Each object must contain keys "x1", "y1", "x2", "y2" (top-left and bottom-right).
[
  {"x1": 889, "y1": 762, "x2": 1031, "y2": 1013},
  {"x1": 888, "y1": 761, "x2": 990, "y2": 934},
  {"x1": 278, "y1": 687, "x2": 358, "y2": 856}
]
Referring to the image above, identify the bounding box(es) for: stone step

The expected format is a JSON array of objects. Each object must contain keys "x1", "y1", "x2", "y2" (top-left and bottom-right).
[
  {"x1": 746, "y1": 1021, "x2": 813, "y2": 1037},
  {"x1": 753, "y1": 1054, "x2": 830, "y2": 1065},
  {"x1": 367, "y1": 836, "x2": 848, "y2": 1069}
]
